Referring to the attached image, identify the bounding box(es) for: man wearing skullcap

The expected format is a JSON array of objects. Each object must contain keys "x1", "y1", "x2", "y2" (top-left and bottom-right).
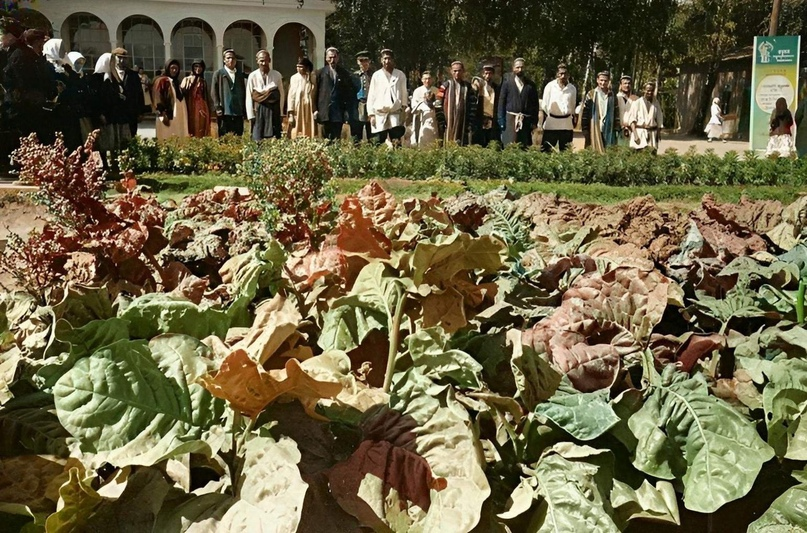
[
  {"x1": 498, "y1": 58, "x2": 539, "y2": 148},
  {"x1": 616, "y1": 75, "x2": 637, "y2": 146},
  {"x1": 540, "y1": 63, "x2": 576, "y2": 151},
  {"x1": 472, "y1": 63, "x2": 500, "y2": 147},
  {"x1": 211, "y1": 48, "x2": 248, "y2": 137},
  {"x1": 435, "y1": 60, "x2": 477, "y2": 145},
  {"x1": 581, "y1": 70, "x2": 619, "y2": 153},
  {"x1": 105, "y1": 47, "x2": 144, "y2": 138},
  {"x1": 350, "y1": 50, "x2": 374, "y2": 143},
  {"x1": 366, "y1": 49, "x2": 407, "y2": 145}
]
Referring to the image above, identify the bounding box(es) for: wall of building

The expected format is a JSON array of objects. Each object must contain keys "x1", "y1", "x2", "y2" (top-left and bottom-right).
[{"x1": 20, "y1": 0, "x2": 332, "y2": 76}]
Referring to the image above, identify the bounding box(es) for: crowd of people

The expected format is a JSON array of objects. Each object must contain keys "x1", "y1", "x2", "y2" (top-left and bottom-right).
[
  {"x1": 1, "y1": 20, "x2": 804, "y2": 161},
  {"x1": 184, "y1": 46, "x2": 667, "y2": 153}
]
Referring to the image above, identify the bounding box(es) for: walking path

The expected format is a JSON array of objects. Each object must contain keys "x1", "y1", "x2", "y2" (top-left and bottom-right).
[{"x1": 138, "y1": 116, "x2": 749, "y2": 156}]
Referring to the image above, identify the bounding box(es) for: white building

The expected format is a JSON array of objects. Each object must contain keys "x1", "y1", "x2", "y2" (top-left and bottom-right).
[{"x1": 15, "y1": 0, "x2": 334, "y2": 78}]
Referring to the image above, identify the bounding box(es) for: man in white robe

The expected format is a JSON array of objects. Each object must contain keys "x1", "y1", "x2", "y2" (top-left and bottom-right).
[
  {"x1": 627, "y1": 82, "x2": 664, "y2": 151},
  {"x1": 246, "y1": 50, "x2": 285, "y2": 141},
  {"x1": 616, "y1": 75, "x2": 637, "y2": 147},
  {"x1": 366, "y1": 49, "x2": 408, "y2": 146},
  {"x1": 410, "y1": 71, "x2": 438, "y2": 148}
]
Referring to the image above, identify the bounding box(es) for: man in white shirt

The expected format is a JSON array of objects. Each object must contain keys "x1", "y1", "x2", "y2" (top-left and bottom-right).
[
  {"x1": 246, "y1": 49, "x2": 284, "y2": 141},
  {"x1": 541, "y1": 63, "x2": 577, "y2": 152},
  {"x1": 366, "y1": 49, "x2": 408, "y2": 146}
]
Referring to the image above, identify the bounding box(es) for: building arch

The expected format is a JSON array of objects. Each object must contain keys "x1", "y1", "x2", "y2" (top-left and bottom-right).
[
  {"x1": 118, "y1": 15, "x2": 165, "y2": 76},
  {"x1": 223, "y1": 20, "x2": 266, "y2": 73},
  {"x1": 62, "y1": 12, "x2": 111, "y2": 71},
  {"x1": 272, "y1": 22, "x2": 317, "y2": 79},
  {"x1": 11, "y1": 8, "x2": 53, "y2": 34},
  {"x1": 171, "y1": 18, "x2": 216, "y2": 81}
]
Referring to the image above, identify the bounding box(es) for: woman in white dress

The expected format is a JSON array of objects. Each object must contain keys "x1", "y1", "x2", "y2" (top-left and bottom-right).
[
  {"x1": 409, "y1": 71, "x2": 439, "y2": 148},
  {"x1": 705, "y1": 97, "x2": 725, "y2": 143},
  {"x1": 286, "y1": 57, "x2": 317, "y2": 139}
]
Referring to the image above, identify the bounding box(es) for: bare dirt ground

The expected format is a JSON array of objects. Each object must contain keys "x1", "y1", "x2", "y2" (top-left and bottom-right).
[{"x1": 0, "y1": 193, "x2": 46, "y2": 290}]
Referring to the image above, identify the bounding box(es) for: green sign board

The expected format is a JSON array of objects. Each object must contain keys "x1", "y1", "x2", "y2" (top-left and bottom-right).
[{"x1": 750, "y1": 36, "x2": 801, "y2": 151}]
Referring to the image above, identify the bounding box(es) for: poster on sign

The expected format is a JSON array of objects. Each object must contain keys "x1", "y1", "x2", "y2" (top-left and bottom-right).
[{"x1": 750, "y1": 36, "x2": 801, "y2": 151}]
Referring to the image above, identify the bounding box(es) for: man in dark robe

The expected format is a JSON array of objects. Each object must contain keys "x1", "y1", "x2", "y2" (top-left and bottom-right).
[
  {"x1": 211, "y1": 48, "x2": 247, "y2": 137},
  {"x1": 314, "y1": 47, "x2": 355, "y2": 140},
  {"x1": 107, "y1": 48, "x2": 144, "y2": 137},
  {"x1": 497, "y1": 58, "x2": 539, "y2": 148},
  {"x1": 472, "y1": 63, "x2": 500, "y2": 147},
  {"x1": 435, "y1": 61, "x2": 477, "y2": 146}
]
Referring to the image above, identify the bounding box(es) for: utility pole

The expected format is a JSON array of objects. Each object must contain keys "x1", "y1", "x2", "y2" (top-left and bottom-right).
[{"x1": 769, "y1": 0, "x2": 782, "y2": 36}]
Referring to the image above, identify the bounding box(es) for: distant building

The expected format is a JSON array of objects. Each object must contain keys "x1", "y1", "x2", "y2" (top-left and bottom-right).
[
  {"x1": 677, "y1": 46, "x2": 807, "y2": 139},
  {"x1": 16, "y1": 0, "x2": 334, "y2": 78}
]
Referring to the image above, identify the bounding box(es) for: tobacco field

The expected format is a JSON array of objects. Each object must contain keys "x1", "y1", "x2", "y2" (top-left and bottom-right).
[{"x1": 2, "y1": 134, "x2": 807, "y2": 532}]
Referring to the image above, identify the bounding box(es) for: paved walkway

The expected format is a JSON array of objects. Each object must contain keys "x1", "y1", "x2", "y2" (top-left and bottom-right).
[{"x1": 138, "y1": 116, "x2": 749, "y2": 156}]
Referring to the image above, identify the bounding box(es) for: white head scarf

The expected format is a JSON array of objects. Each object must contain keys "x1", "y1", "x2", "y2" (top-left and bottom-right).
[
  {"x1": 67, "y1": 51, "x2": 86, "y2": 74},
  {"x1": 43, "y1": 38, "x2": 65, "y2": 72},
  {"x1": 712, "y1": 97, "x2": 720, "y2": 105},
  {"x1": 94, "y1": 52, "x2": 112, "y2": 75}
]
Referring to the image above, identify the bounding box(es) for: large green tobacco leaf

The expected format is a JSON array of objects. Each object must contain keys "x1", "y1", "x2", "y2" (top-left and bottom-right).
[
  {"x1": 318, "y1": 262, "x2": 410, "y2": 352},
  {"x1": 44, "y1": 467, "x2": 104, "y2": 532},
  {"x1": 406, "y1": 327, "x2": 482, "y2": 389},
  {"x1": 153, "y1": 436, "x2": 307, "y2": 532},
  {"x1": 499, "y1": 444, "x2": 620, "y2": 533},
  {"x1": 761, "y1": 357, "x2": 807, "y2": 460},
  {"x1": 629, "y1": 367, "x2": 774, "y2": 513},
  {"x1": 611, "y1": 479, "x2": 680, "y2": 527},
  {"x1": 411, "y1": 233, "x2": 505, "y2": 286},
  {"x1": 118, "y1": 294, "x2": 229, "y2": 340},
  {"x1": 509, "y1": 329, "x2": 562, "y2": 410},
  {"x1": 220, "y1": 242, "x2": 286, "y2": 327},
  {"x1": 0, "y1": 392, "x2": 70, "y2": 456},
  {"x1": 535, "y1": 385, "x2": 619, "y2": 441},
  {"x1": 747, "y1": 482, "x2": 807, "y2": 532},
  {"x1": 53, "y1": 335, "x2": 224, "y2": 466},
  {"x1": 37, "y1": 317, "x2": 131, "y2": 388}
]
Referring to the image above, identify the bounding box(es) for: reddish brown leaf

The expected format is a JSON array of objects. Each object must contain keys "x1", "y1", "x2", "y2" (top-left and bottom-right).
[
  {"x1": 337, "y1": 197, "x2": 391, "y2": 259},
  {"x1": 328, "y1": 440, "x2": 445, "y2": 525},
  {"x1": 355, "y1": 180, "x2": 400, "y2": 225}
]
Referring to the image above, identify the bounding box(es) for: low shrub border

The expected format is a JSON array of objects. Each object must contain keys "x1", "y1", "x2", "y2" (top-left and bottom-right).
[{"x1": 120, "y1": 136, "x2": 807, "y2": 187}]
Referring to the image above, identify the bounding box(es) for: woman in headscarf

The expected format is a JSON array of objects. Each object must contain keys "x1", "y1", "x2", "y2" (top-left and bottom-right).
[
  {"x1": 42, "y1": 38, "x2": 65, "y2": 74},
  {"x1": 286, "y1": 56, "x2": 316, "y2": 139},
  {"x1": 180, "y1": 59, "x2": 211, "y2": 137},
  {"x1": 65, "y1": 52, "x2": 93, "y2": 148},
  {"x1": 766, "y1": 97, "x2": 796, "y2": 158},
  {"x1": 705, "y1": 97, "x2": 725, "y2": 143},
  {"x1": 152, "y1": 58, "x2": 189, "y2": 140},
  {"x1": 90, "y1": 53, "x2": 114, "y2": 166}
]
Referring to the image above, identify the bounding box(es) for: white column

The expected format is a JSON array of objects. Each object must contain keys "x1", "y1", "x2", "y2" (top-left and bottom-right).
[{"x1": 164, "y1": 41, "x2": 172, "y2": 64}]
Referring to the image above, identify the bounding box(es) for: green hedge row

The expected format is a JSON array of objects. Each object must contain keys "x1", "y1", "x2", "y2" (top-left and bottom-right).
[{"x1": 121, "y1": 135, "x2": 807, "y2": 187}]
